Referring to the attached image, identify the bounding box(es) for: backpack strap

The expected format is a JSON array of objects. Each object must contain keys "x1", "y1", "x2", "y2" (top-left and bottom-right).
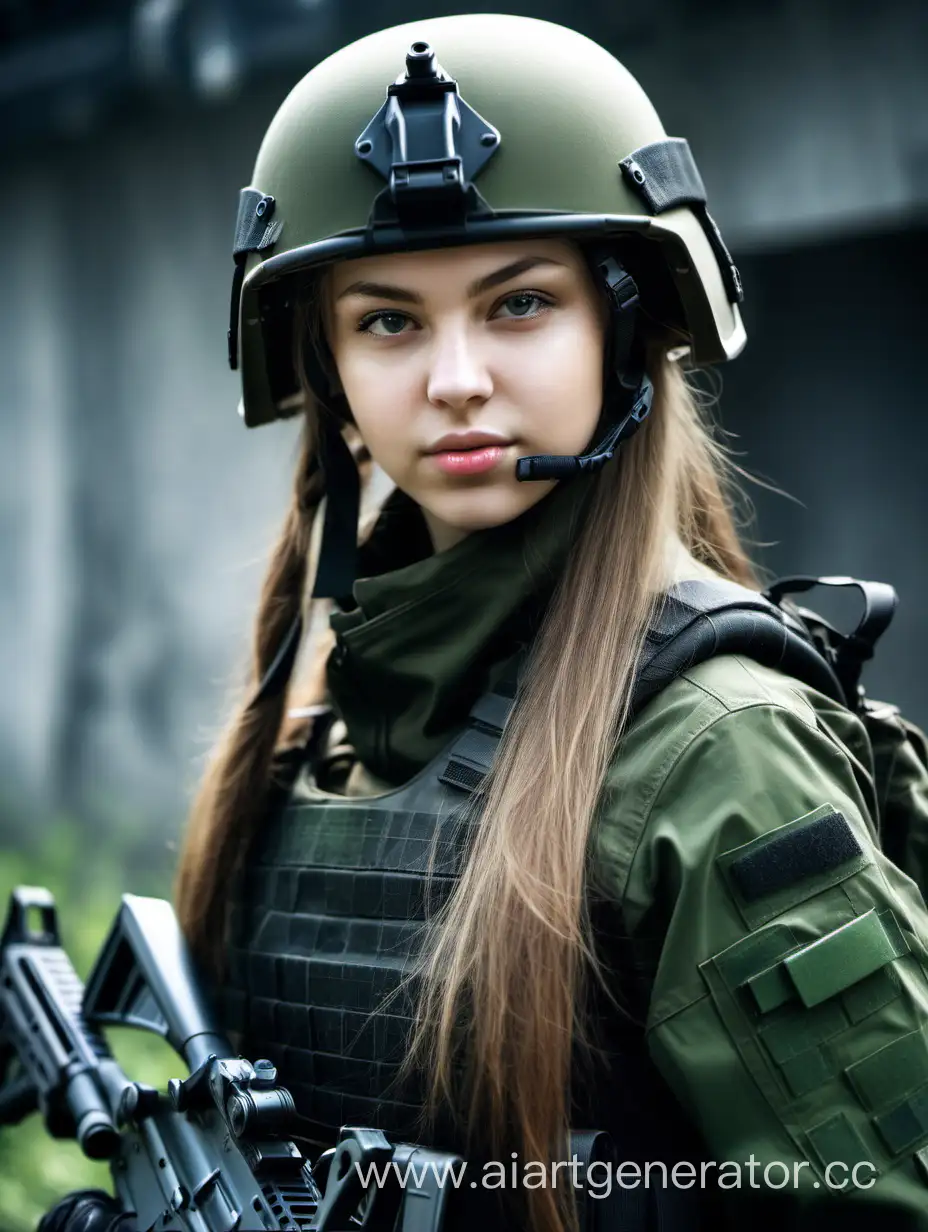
[{"x1": 630, "y1": 578, "x2": 847, "y2": 719}]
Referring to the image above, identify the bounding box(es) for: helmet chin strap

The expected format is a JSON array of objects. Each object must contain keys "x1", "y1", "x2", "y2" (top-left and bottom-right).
[
  {"x1": 250, "y1": 252, "x2": 653, "y2": 705},
  {"x1": 515, "y1": 252, "x2": 653, "y2": 482}
]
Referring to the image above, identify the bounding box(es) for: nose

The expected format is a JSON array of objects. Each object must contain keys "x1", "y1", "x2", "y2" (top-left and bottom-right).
[{"x1": 426, "y1": 325, "x2": 493, "y2": 411}]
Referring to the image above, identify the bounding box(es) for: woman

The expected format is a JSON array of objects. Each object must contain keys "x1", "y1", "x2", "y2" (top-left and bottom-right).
[{"x1": 42, "y1": 13, "x2": 928, "y2": 1232}]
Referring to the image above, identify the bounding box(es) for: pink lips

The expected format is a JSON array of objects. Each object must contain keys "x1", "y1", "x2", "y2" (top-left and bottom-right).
[{"x1": 430, "y1": 445, "x2": 510, "y2": 475}]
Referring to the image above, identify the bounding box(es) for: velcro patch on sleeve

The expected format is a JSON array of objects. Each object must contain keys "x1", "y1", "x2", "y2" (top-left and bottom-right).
[
  {"x1": 728, "y1": 807, "x2": 862, "y2": 904},
  {"x1": 783, "y1": 908, "x2": 908, "y2": 1007}
]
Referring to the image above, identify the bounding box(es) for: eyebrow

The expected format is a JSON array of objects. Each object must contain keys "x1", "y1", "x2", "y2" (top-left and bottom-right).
[{"x1": 334, "y1": 256, "x2": 567, "y2": 305}]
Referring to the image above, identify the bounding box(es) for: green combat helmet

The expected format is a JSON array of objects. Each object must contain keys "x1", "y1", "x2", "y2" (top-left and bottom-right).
[{"x1": 227, "y1": 13, "x2": 745, "y2": 616}]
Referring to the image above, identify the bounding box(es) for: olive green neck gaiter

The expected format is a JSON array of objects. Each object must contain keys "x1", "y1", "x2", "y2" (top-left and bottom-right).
[{"x1": 326, "y1": 475, "x2": 593, "y2": 785}]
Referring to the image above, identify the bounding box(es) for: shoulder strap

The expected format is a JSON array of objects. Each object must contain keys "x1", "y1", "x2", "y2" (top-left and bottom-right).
[
  {"x1": 434, "y1": 576, "x2": 898, "y2": 796},
  {"x1": 632, "y1": 575, "x2": 899, "y2": 720},
  {"x1": 630, "y1": 578, "x2": 847, "y2": 719},
  {"x1": 569, "y1": 1130, "x2": 648, "y2": 1232},
  {"x1": 437, "y1": 579, "x2": 845, "y2": 798},
  {"x1": 439, "y1": 647, "x2": 528, "y2": 794}
]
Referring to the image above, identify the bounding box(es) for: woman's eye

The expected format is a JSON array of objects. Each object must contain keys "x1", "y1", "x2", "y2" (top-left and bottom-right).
[
  {"x1": 494, "y1": 293, "x2": 551, "y2": 320},
  {"x1": 358, "y1": 311, "x2": 412, "y2": 336}
]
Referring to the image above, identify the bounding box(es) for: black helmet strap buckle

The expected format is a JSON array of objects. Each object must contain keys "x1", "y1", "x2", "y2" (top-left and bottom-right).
[
  {"x1": 594, "y1": 251, "x2": 641, "y2": 391},
  {"x1": 355, "y1": 42, "x2": 501, "y2": 227}
]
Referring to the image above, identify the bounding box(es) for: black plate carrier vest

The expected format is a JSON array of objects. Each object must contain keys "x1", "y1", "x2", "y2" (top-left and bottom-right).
[{"x1": 215, "y1": 627, "x2": 728, "y2": 1231}]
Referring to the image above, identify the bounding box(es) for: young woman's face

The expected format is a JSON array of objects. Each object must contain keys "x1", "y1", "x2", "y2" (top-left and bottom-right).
[{"x1": 326, "y1": 239, "x2": 606, "y2": 551}]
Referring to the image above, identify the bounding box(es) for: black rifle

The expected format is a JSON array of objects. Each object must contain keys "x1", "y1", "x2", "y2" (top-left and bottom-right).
[{"x1": 0, "y1": 887, "x2": 462, "y2": 1231}]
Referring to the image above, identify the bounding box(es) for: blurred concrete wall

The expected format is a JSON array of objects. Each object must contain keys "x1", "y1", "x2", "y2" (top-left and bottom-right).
[
  {"x1": 0, "y1": 99, "x2": 299, "y2": 826},
  {"x1": 0, "y1": 0, "x2": 925, "y2": 837},
  {"x1": 633, "y1": 0, "x2": 927, "y2": 246},
  {"x1": 723, "y1": 227, "x2": 928, "y2": 724}
]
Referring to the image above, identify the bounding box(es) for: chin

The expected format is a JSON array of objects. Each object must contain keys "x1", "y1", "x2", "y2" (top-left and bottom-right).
[{"x1": 426, "y1": 484, "x2": 552, "y2": 533}]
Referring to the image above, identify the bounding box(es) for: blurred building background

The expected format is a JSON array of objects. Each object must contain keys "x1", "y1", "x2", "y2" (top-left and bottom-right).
[{"x1": 1, "y1": 0, "x2": 927, "y2": 845}]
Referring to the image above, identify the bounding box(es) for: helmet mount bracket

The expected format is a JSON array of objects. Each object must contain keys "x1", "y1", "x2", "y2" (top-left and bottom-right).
[{"x1": 354, "y1": 43, "x2": 501, "y2": 228}]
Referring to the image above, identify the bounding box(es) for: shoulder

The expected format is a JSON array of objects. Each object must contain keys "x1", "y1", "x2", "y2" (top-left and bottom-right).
[
  {"x1": 591, "y1": 654, "x2": 878, "y2": 922},
  {"x1": 637, "y1": 649, "x2": 837, "y2": 738}
]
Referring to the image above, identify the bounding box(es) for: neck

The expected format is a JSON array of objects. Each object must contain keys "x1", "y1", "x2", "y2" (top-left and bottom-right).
[
  {"x1": 665, "y1": 532, "x2": 725, "y2": 586},
  {"x1": 422, "y1": 509, "x2": 470, "y2": 554}
]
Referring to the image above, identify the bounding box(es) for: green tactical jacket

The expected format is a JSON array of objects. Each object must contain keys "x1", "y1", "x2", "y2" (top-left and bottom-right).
[
  {"x1": 593, "y1": 653, "x2": 928, "y2": 1224},
  {"x1": 317, "y1": 477, "x2": 928, "y2": 1225}
]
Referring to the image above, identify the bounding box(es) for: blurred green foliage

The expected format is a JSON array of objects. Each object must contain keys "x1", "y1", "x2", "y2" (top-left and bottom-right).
[{"x1": 0, "y1": 812, "x2": 181, "y2": 1232}]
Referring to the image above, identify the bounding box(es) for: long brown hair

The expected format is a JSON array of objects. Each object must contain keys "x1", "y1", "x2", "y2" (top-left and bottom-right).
[
  {"x1": 398, "y1": 352, "x2": 756, "y2": 1232},
  {"x1": 175, "y1": 287, "x2": 361, "y2": 950},
  {"x1": 175, "y1": 273, "x2": 757, "y2": 1232}
]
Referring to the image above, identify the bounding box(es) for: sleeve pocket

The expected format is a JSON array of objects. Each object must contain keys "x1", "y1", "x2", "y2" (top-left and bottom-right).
[{"x1": 697, "y1": 876, "x2": 928, "y2": 1184}]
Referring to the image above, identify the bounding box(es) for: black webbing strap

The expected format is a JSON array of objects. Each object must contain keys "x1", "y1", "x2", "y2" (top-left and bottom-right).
[
  {"x1": 438, "y1": 649, "x2": 527, "y2": 793},
  {"x1": 570, "y1": 1130, "x2": 650, "y2": 1232},
  {"x1": 619, "y1": 137, "x2": 743, "y2": 305},
  {"x1": 228, "y1": 187, "x2": 283, "y2": 369},
  {"x1": 250, "y1": 612, "x2": 304, "y2": 708},
  {"x1": 589, "y1": 250, "x2": 640, "y2": 384},
  {"x1": 311, "y1": 418, "x2": 360, "y2": 603}
]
